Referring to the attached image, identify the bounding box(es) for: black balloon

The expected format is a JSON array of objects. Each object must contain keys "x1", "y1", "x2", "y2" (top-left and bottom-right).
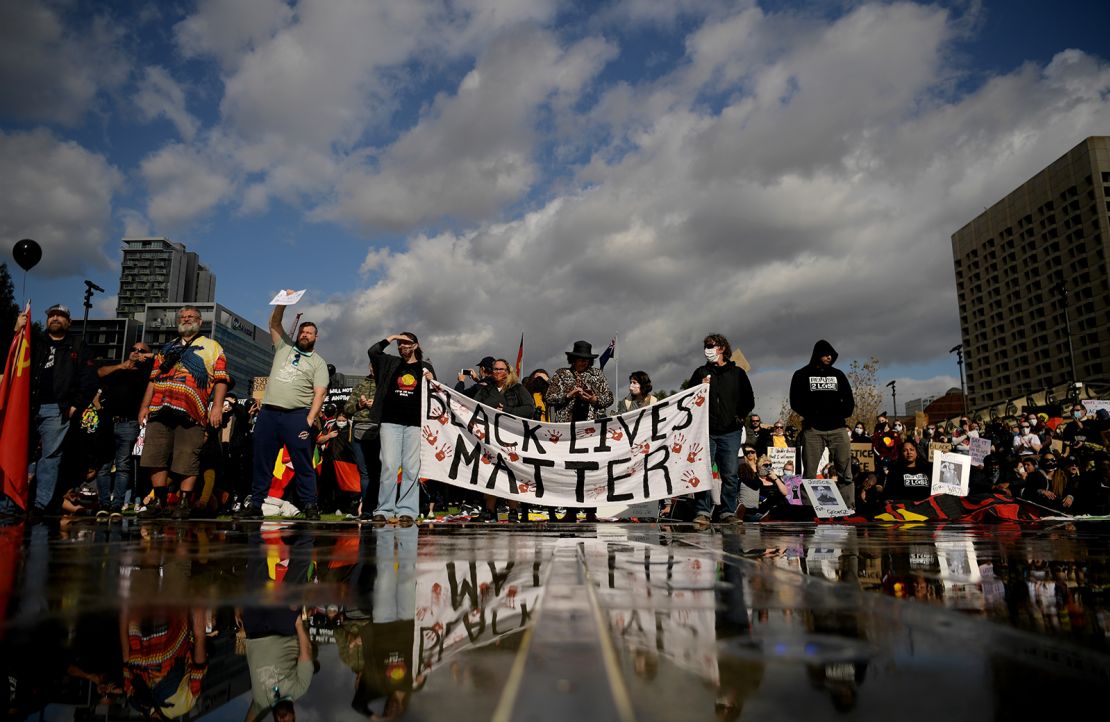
[{"x1": 13, "y1": 238, "x2": 41, "y2": 272}]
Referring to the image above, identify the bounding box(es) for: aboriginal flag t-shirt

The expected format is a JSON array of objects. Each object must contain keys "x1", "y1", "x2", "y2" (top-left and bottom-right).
[{"x1": 381, "y1": 361, "x2": 422, "y2": 426}]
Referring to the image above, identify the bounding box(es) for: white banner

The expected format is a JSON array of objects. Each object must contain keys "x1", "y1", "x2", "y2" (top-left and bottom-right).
[{"x1": 419, "y1": 379, "x2": 712, "y2": 507}]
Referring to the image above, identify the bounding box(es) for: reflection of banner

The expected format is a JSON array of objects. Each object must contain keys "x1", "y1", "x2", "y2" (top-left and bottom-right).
[
  {"x1": 850, "y1": 443, "x2": 874, "y2": 472},
  {"x1": 414, "y1": 555, "x2": 546, "y2": 676},
  {"x1": 769, "y1": 447, "x2": 796, "y2": 476},
  {"x1": 419, "y1": 380, "x2": 711, "y2": 506}
]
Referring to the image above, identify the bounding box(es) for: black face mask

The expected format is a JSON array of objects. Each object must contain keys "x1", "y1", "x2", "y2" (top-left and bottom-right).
[{"x1": 1042, "y1": 463, "x2": 1057, "y2": 471}]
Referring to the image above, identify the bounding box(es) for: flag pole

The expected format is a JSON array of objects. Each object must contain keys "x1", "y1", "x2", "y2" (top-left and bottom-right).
[{"x1": 614, "y1": 333, "x2": 619, "y2": 402}]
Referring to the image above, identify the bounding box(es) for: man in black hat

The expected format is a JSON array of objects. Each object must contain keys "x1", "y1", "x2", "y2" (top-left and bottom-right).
[{"x1": 10, "y1": 304, "x2": 97, "y2": 514}]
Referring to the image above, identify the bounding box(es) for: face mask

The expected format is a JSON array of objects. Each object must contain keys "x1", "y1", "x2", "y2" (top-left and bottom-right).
[
  {"x1": 855, "y1": 427, "x2": 864, "y2": 433},
  {"x1": 968, "y1": 430, "x2": 979, "y2": 438},
  {"x1": 629, "y1": 382, "x2": 641, "y2": 395},
  {"x1": 1021, "y1": 427, "x2": 1030, "y2": 434},
  {"x1": 893, "y1": 424, "x2": 903, "y2": 432},
  {"x1": 336, "y1": 420, "x2": 348, "y2": 429},
  {"x1": 1073, "y1": 411, "x2": 1084, "y2": 420},
  {"x1": 704, "y1": 348, "x2": 719, "y2": 363}
]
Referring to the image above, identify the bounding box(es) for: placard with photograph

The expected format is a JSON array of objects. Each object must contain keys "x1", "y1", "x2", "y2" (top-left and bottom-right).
[
  {"x1": 802, "y1": 479, "x2": 851, "y2": 518},
  {"x1": 931, "y1": 452, "x2": 970, "y2": 497}
]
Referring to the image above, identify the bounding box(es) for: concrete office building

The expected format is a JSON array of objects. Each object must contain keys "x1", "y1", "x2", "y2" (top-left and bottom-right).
[
  {"x1": 116, "y1": 238, "x2": 216, "y2": 321},
  {"x1": 67, "y1": 318, "x2": 142, "y2": 365},
  {"x1": 142, "y1": 303, "x2": 273, "y2": 389},
  {"x1": 951, "y1": 136, "x2": 1110, "y2": 412}
]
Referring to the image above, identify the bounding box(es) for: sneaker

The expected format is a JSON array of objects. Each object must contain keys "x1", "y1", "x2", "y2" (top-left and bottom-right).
[
  {"x1": 95, "y1": 510, "x2": 110, "y2": 523},
  {"x1": 109, "y1": 512, "x2": 123, "y2": 523},
  {"x1": 507, "y1": 509, "x2": 521, "y2": 523},
  {"x1": 693, "y1": 513, "x2": 712, "y2": 528},
  {"x1": 479, "y1": 509, "x2": 497, "y2": 523},
  {"x1": 234, "y1": 505, "x2": 264, "y2": 521},
  {"x1": 300, "y1": 505, "x2": 321, "y2": 521},
  {"x1": 718, "y1": 512, "x2": 740, "y2": 524},
  {"x1": 171, "y1": 503, "x2": 192, "y2": 521},
  {"x1": 138, "y1": 499, "x2": 168, "y2": 519}
]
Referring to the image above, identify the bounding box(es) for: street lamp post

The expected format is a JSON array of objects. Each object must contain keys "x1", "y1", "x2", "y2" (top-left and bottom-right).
[
  {"x1": 886, "y1": 379, "x2": 897, "y2": 418},
  {"x1": 81, "y1": 280, "x2": 104, "y2": 343},
  {"x1": 950, "y1": 344, "x2": 967, "y2": 418},
  {"x1": 1053, "y1": 283, "x2": 1079, "y2": 397}
]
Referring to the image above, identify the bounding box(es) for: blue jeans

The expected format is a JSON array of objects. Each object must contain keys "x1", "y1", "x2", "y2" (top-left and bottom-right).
[
  {"x1": 372, "y1": 525, "x2": 417, "y2": 622},
  {"x1": 250, "y1": 407, "x2": 317, "y2": 509},
  {"x1": 31, "y1": 405, "x2": 70, "y2": 511},
  {"x1": 95, "y1": 419, "x2": 139, "y2": 510},
  {"x1": 695, "y1": 429, "x2": 741, "y2": 517},
  {"x1": 375, "y1": 423, "x2": 420, "y2": 518}
]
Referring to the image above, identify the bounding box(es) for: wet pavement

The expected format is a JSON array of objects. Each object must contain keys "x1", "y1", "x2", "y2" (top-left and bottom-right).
[{"x1": 2, "y1": 519, "x2": 1109, "y2": 720}]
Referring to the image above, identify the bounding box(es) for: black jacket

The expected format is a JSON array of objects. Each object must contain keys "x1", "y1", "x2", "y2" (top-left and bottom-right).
[
  {"x1": 686, "y1": 361, "x2": 755, "y2": 435},
  {"x1": 30, "y1": 332, "x2": 97, "y2": 413},
  {"x1": 366, "y1": 339, "x2": 436, "y2": 424},
  {"x1": 789, "y1": 340, "x2": 854, "y2": 431}
]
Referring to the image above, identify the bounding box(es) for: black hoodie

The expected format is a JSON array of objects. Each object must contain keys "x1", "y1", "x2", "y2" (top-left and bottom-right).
[{"x1": 789, "y1": 340, "x2": 854, "y2": 431}]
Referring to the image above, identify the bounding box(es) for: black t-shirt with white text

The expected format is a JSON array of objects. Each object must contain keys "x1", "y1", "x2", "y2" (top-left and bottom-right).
[
  {"x1": 380, "y1": 362, "x2": 423, "y2": 427},
  {"x1": 37, "y1": 338, "x2": 63, "y2": 403},
  {"x1": 886, "y1": 461, "x2": 932, "y2": 501}
]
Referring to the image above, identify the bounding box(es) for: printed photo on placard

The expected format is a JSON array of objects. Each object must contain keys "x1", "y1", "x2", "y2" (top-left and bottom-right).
[
  {"x1": 931, "y1": 452, "x2": 970, "y2": 497},
  {"x1": 802, "y1": 479, "x2": 851, "y2": 518}
]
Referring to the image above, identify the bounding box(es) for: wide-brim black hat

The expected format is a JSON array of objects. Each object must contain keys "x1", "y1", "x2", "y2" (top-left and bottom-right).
[{"x1": 565, "y1": 340, "x2": 598, "y2": 360}]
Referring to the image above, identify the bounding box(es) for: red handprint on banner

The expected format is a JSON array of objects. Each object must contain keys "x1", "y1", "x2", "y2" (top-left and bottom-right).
[
  {"x1": 609, "y1": 428, "x2": 624, "y2": 441},
  {"x1": 435, "y1": 443, "x2": 453, "y2": 462},
  {"x1": 682, "y1": 469, "x2": 701, "y2": 488},
  {"x1": 578, "y1": 426, "x2": 596, "y2": 437},
  {"x1": 471, "y1": 425, "x2": 486, "y2": 441},
  {"x1": 693, "y1": 391, "x2": 707, "y2": 407},
  {"x1": 518, "y1": 479, "x2": 537, "y2": 494},
  {"x1": 502, "y1": 446, "x2": 520, "y2": 462},
  {"x1": 422, "y1": 426, "x2": 438, "y2": 446},
  {"x1": 671, "y1": 433, "x2": 686, "y2": 454},
  {"x1": 436, "y1": 412, "x2": 449, "y2": 425},
  {"x1": 687, "y1": 443, "x2": 704, "y2": 464},
  {"x1": 481, "y1": 451, "x2": 494, "y2": 465},
  {"x1": 546, "y1": 430, "x2": 562, "y2": 444},
  {"x1": 587, "y1": 484, "x2": 606, "y2": 499}
]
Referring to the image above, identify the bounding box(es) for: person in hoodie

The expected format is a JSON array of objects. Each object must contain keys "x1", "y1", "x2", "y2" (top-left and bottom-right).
[
  {"x1": 789, "y1": 340, "x2": 855, "y2": 509},
  {"x1": 686, "y1": 333, "x2": 755, "y2": 525}
]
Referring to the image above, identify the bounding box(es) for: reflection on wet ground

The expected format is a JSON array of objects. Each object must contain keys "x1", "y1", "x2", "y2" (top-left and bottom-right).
[{"x1": 2, "y1": 519, "x2": 1108, "y2": 720}]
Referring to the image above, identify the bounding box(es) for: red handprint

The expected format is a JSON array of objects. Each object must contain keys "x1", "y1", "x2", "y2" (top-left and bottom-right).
[
  {"x1": 578, "y1": 426, "x2": 596, "y2": 437},
  {"x1": 587, "y1": 484, "x2": 606, "y2": 499},
  {"x1": 471, "y1": 426, "x2": 486, "y2": 441},
  {"x1": 637, "y1": 441, "x2": 651, "y2": 456},
  {"x1": 518, "y1": 479, "x2": 536, "y2": 493},
  {"x1": 546, "y1": 430, "x2": 562, "y2": 444},
  {"x1": 609, "y1": 428, "x2": 624, "y2": 441},
  {"x1": 436, "y1": 413, "x2": 449, "y2": 425},
  {"x1": 693, "y1": 391, "x2": 707, "y2": 407},
  {"x1": 687, "y1": 442, "x2": 704, "y2": 463},
  {"x1": 481, "y1": 451, "x2": 494, "y2": 465},
  {"x1": 629, "y1": 460, "x2": 644, "y2": 477},
  {"x1": 682, "y1": 469, "x2": 701, "y2": 488},
  {"x1": 671, "y1": 433, "x2": 686, "y2": 454},
  {"x1": 435, "y1": 443, "x2": 453, "y2": 462},
  {"x1": 502, "y1": 446, "x2": 520, "y2": 462},
  {"x1": 422, "y1": 426, "x2": 438, "y2": 446}
]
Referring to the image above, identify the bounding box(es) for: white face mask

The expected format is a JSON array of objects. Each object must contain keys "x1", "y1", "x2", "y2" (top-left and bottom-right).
[
  {"x1": 893, "y1": 424, "x2": 903, "y2": 432},
  {"x1": 704, "y1": 347, "x2": 719, "y2": 363},
  {"x1": 629, "y1": 382, "x2": 641, "y2": 395},
  {"x1": 854, "y1": 426, "x2": 864, "y2": 433},
  {"x1": 336, "y1": 420, "x2": 348, "y2": 428}
]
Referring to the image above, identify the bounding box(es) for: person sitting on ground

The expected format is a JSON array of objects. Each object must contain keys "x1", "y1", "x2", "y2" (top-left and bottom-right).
[{"x1": 885, "y1": 441, "x2": 931, "y2": 502}]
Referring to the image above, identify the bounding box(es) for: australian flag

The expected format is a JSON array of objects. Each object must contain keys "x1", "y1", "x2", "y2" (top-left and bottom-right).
[{"x1": 599, "y1": 337, "x2": 616, "y2": 369}]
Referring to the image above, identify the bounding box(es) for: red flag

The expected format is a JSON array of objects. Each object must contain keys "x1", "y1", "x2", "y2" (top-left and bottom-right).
[
  {"x1": 0, "y1": 305, "x2": 32, "y2": 509},
  {"x1": 514, "y1": 332, "x2": 524, "y2": 377}
]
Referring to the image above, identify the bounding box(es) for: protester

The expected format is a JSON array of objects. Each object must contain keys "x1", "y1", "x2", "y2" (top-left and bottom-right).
[
  {"x1": 138, "y1": 306, "x2": 228, "y2": 519},
  {"x1": 363, "y1": 332, "x2": 436, "y2": 525},
  {"x1": 455, "y1": 356, "x2": 495, "y2": 397},
  {"x1": 478, "y1": 359, "x2": 534, "y2": 523},
  {"x1": 615, "y1": 371, "x2": 657, "y2": 413},
  {"x1": 871, "y1": 419, "x2": 901, "y2": 483},
  {"x1": 884, "y1": 441, "x2": 931, "y2": 502},
  {"x1": 6, "y1": 305, "x2": 97, "y2": 515},
  {"x1": 236, "y1": 301, "x2": 329, "y2": 521},
  {"x1": 850, "y1": 422, "x2": 870, "y2": 444},
  {"x1": 343, "y1": 363, "x2": 381, "y2": 517},
  {"x1": 747, "y1": 414, "x2": 771, "y2": 456},
  {"x1": 685, "y1": 333, "x2": 755, "y2": 526},
  {"x1": 546, "y1": 341, "x2": 614, "y2": 522},
  {"x1": 523, "y1": 369, "x2": 550, "y2": 421},
  {"x1": 768, "y1": 421, "x2": 789, "y2": 449},
  {"x1": 789, "y1": 340, "x2": 855, "y2": 508},
  {"x1": 1013, "y1": 420, "x2": 1043, "y2": 455},
  {"x1": 752, "y1": 454, "x2": 792, "y2": 520},
  {"x1": 737, "y1": 446, "x2": 761, "y2": 519},
  {"x1": 94, "y1": 341, "x2": 153, "y2": 518},
  {"x1": 855, "y1": 472, "x2": 884, "y2": 517}
]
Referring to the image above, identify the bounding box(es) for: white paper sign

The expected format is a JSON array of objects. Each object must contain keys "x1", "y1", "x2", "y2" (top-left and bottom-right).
[
  {"x1": 769, "y1": 446, "x2": 797, "y2": 476},
  {"x1": 802, "y1": 479, "x2": 851, "y2": 518},
  {"x1": 269, "y1": 289, "x2": 306, "y2": 305},
  {"x1": 419, "y1": 379, "x2": 712, "y2": 507},
  {"x1": 931, "y1": 452, "x2": 970, "y2": 497},
  {"x1": 1081, "y1": 400, "x2": 1110, "y2": 416},
  {"x1": 968, "y1": 437, "x2": 992, "y2": 467}
]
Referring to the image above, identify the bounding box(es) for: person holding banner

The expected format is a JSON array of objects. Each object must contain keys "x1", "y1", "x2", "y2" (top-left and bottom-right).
[
  {"x1": 546, "y1": 341, "x2": 613, "y2": 522},
  {"x1": 363, "y1": 333, "x2": 436, "y2": 525},
  {"x1": 686, "y1": 333, "x2": 755, "y2": 526},
  {"x1": 476, "y1": 359, "x2": 534, "y2": 522}
]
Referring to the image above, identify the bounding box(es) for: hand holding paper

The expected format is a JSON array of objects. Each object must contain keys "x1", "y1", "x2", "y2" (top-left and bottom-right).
[{"x1": 270, "y1": 289, "x2": 306, "y2": 305}]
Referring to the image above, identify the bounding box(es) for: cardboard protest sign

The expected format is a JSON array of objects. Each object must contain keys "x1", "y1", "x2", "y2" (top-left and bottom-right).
[
  {"x1": 931, "y1": 452, "x2": 970, "y2": 497},
  {"x1": 769, "y1": 447, "x2": 796, "y2": 476},
  {"x1": 420, "y1": 379, "x2": 712, "y2": 507},
  {"x1": 850, "y1": 443, "x2": 875, "y2": 472},
  {"x1": 928, "y1": 442, "x2": 950, "y2": 462},
  {"x1": 802, "y1": 479, "x2": 851, "y2": 518},
  {"x1": 1050, "y1": 439, "x2": 1064, "y2": 454},
  {"x1": 969, "y1": 437, "x2": 992, "y2": 467}
]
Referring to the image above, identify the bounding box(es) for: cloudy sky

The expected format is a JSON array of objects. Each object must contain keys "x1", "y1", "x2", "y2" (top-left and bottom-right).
[{"x1": 3, "y1": 0, "x2": 1109, "y2": 418}]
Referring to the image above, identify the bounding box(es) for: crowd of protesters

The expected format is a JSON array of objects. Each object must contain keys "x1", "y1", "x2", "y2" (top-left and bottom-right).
[{"x1": 3, "y1": 301, "x2": 1109, "y2": 526}]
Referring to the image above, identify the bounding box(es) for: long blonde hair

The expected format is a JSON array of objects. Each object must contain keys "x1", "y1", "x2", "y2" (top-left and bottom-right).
[{"x1": 495, "y1": 358, "x2": 519, "y2": 388}]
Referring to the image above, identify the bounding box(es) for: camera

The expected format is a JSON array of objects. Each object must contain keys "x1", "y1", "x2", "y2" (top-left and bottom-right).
[{"x1": 461, "y1": 369, "x2": 473, "y2": 377}]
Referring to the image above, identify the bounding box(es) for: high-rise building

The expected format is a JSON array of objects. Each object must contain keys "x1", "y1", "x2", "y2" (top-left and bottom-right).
[
  {"x1": 142, "y1": 303, "x2": 274, "y2": 388},
  {"x1": 116, "y1": 238, "x2": 216, "y2": 321},
  {"x1": 951, "y1": 136, "x2": 1110, "y2": 412},
  {"x1": 67, "y1": 318, "x2": 142, "y2": 365}
]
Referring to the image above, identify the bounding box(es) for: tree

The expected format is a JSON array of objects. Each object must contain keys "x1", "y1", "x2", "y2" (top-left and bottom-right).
[{"x1": 0, "y1": 263, "x2": 19, "y2": 367}]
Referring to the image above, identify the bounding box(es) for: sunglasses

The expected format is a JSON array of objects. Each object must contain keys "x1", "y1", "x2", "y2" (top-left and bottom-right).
[
  {"x1": 744, "y1": 450, "x2": 756, "y2": 456},
  {"x1": 131, "y1": 347, "x2": 149, "y2": 353}
]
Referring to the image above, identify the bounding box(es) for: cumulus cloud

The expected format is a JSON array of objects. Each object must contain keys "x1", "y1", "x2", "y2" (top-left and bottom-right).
[
  {"x1": 0, "y1": 130, "x2": 121, "y2": 276},
  {"x1": 134, "y1": 66, "x2": 199, "y2": 141},
  {"x1": 298, "y1": 2, "x2": 1110, "y2": 408},
  {"x1": 0, "y1": 2, "x2": 128, "y2": 125},
  {"x1": 141, "y1": 141, "x2": 234, "y2": 229}
]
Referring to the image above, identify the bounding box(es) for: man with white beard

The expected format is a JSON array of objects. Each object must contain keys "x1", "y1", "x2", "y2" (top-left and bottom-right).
[{"x1": 138, "y1": 306, "x2": 229, "y2": 519}]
